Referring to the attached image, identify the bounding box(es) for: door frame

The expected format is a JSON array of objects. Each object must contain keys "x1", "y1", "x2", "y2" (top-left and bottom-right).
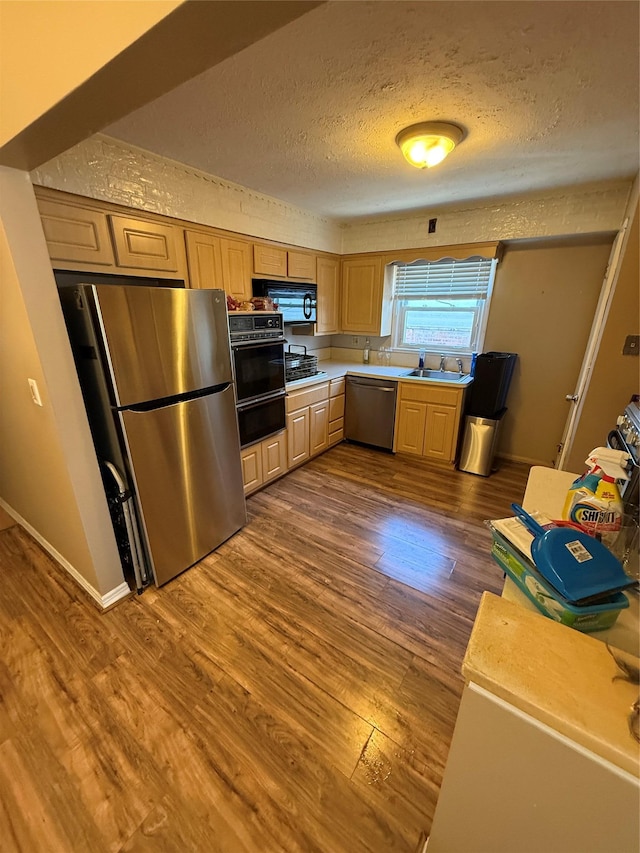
[{"x1": 555, "y1": 179, "x2": 638, "y2": 469}]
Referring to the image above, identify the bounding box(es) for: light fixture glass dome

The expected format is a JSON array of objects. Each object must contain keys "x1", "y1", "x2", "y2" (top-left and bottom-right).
[{"x1": 396, "y1": 121, "x2": 465, "y2": 169}]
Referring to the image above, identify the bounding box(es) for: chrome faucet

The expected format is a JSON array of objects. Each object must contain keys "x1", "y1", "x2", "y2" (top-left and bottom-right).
[
  {"x1": 439, "y1": 354, "x2": 446, "y2": 371},
  {"x1": 456, "y1": 358, "x2": 463, "y2": 375}
]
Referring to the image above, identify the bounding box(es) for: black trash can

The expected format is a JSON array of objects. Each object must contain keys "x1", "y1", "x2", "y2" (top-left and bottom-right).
[{"x1": 465, "y1": 352, "x2": 517, "y2": 418}]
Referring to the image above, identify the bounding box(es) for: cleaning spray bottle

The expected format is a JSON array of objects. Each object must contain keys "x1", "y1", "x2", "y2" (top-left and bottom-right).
[{"x1": 562, "y1": 447, "x2": 630, "y2": 546}]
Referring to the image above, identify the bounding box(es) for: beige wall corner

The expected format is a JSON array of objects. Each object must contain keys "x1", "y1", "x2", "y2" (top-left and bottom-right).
[
  {"x1": 0, "y1": 166, "x2": 125, "y2": 599},
  {"x1": 567, "y1": 197, "x2": 640, "y2": 472}
]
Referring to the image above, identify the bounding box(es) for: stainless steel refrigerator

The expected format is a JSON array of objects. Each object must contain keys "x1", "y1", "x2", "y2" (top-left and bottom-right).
[{"x1": 59, "y1": 283, "x2": 246, "y2": 588}]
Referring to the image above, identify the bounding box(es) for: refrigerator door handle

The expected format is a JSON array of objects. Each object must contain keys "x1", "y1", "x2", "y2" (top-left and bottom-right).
[{"x1": 102, "y1": 460, "x2": 149, "y2": 592}]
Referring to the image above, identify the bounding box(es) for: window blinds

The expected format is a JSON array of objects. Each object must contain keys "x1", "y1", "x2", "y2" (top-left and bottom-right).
[{"x1": 393, "y1": 257, "x2": 496, "y2": 299}]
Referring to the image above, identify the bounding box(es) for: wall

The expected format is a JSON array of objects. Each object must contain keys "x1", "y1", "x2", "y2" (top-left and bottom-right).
[
  {"x1": 32, "y1": 135, "x2": 343, "y2": 254},
  {"x1": 340, "y1": 183, "x2": 629, "y2": 253},
  {"x1": 567, "y1": 201, "x2": 640, "y2": 472},
  {"x1": 484, "y1": 237, "x2": 614, "y2": 466},
  {"x1": 0, "y1": 167, "x2": 127, "y2": 605}
]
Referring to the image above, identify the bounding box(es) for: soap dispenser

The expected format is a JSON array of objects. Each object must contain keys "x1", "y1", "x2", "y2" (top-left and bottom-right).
[
  {"x1": 418, "y1": 350, "x2": 425, "y2": 369},
  {"x1": 363, "y1": 338, "x2": 370, "y2": 364}
]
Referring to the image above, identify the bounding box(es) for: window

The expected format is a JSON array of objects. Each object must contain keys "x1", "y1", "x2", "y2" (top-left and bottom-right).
[{"x1": 391, "y1": 256, "x2": 497, "y2": 355}]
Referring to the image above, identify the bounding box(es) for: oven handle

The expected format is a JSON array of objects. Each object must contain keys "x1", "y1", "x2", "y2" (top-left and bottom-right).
[
  {"x1": 236, "y1": 390, "x2": 286, "y2": 412},
  {"x1": 230, "y1": 337, "x2": 286, "y2": 349},
  {"x1": 608, "y1": 429, "x2": 633, "y2": 456},
  {"x1": 608, "y1": 429, "x2": 638, "y2": 473}
]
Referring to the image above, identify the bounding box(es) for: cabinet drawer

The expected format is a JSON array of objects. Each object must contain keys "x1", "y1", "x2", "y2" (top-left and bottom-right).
[
  {"x1": 329, "y1": 377, "x2": 346, "y2": 397},
  {"x1": 329, "y1": 394, "x2": 345, "y2": 421},
  {"x1": 329, "y1": 416, "x2": 344, "y2": 432},
  {"x1": 399, "y1": 382, "x2": 461, "y2": 407},
  {"x1": 286, "y1": 382, "x2": 329, "y2": 413},
  {"x1": 329, "y1": 425, "x2": 344, "y2": 446}
]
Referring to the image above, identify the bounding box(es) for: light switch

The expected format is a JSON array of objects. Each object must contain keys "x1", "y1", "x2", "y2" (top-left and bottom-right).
[
  {"x1": 622, "y1": 335, "x2": 639, "y2": 355},
  {"x1": 28, "y1": 378, "x2": 43, "y2": 406}
]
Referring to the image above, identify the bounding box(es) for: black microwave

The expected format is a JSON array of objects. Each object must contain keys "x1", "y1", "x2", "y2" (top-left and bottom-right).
[{"x1": 252, "y1": 279, "x2": 317, "y2": 325}]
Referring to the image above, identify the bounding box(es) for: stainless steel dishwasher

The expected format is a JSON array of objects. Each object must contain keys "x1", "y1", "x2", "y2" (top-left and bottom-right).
[{"x1": 345, "y1": 375, "x2": 397, "y2": 450}]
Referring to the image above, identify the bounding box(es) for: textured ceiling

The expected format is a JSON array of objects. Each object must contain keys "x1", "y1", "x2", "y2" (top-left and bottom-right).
[{"x1": 104, "y1": 0, "x2": 640, "y2": 220}]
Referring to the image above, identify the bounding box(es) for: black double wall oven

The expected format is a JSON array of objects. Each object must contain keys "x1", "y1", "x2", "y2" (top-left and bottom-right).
[{"x1": 229, "y1": 313, "x2": 286, "y2": 448}]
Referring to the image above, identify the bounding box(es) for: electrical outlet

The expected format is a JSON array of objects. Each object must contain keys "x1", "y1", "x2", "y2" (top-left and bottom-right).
[
  {"x1": 28, "y1": 378, "x2": 43, "y2": 406},
  {"x1": 428, "y1": 218, "x2": 437, "y2": 234},
  {"x1": 352, "y1": 336, "x2": 359, "y2": 345}
]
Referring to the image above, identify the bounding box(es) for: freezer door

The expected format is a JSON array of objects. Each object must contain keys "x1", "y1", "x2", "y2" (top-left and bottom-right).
[
  {"x1": 119, "y1": 384, "x2": 246, "y2": 585},
  {"x1": 91, "y1": 285, "x2": 232, "y2": 406}
]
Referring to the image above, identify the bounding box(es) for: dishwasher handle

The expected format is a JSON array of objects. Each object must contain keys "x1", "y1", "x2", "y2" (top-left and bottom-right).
[{"x1": 347, "y1": 377, "x2": 397, "y2": 392}]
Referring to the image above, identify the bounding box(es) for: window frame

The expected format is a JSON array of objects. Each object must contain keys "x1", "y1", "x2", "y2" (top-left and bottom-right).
[{"x1": 390, "y1": 256, "x2": 498, "y2": 356}]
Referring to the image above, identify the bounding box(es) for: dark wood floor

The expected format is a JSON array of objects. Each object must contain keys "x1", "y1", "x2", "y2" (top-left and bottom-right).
[{"x1": 0, "y1": 444, "x2": 530, "y2": 852}]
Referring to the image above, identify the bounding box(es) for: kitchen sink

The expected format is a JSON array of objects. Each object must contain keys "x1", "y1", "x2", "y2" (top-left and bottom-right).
[{"x1": 404, "y1": 368, "x2": 469, "y2": 382}]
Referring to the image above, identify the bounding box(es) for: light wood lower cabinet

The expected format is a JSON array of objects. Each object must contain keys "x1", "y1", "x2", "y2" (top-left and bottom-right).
[
  {"x1": 328, "y1": 377, "x2": 346, "y2": 445},
  {"x1": 286, "y1": 381, "x2": 330, "y2": 469},
  {"x1": 309, "y1": 400, "x2": 329, "y2": 456},
  {"x1": 287, "y1": 409, "x2": 310, "y2": 468},
  {"x1": 395, "y1": 382, "x2": 465, "y2": 463},
  {"x1": 240, "y1": 431, "x2": 287, "y2": 495}
]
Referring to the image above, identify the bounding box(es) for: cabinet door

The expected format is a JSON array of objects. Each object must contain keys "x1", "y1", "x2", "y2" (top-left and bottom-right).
[
  {"x1": 309, "y1": 400, "x2": 329, "y2": 457},
  {"x1": 316, "y1": 256, "x2": 340, "y2": 334},
  {"x1": 424, "y1": 404, "x2": 457, "y2": 461},
  {"x1": 38, "y1": 199, "x2": 115, "y2": 267},
  {"x1": 288, "y1": 250, "x2": 315, "y2": 280},
  {"x1": 254, "y1": 244, "x2": 287, "y2": 277},
  {"x1": 110, "y1": 215, "x2": 182, "y2": 273},
  {"x1": 287, "y1": 409, "x2": 310, "y2": 468},
  {"x1": 241, "y1": 445, "x2": 263, "y2": 495},
  {"x1": 341, "y1": 256, "x2": 384, "y2": 334},
  {"x1": 185, "y1": 230, "x2": 223, "y2": 289},
  {"x1": 221, "y1": 238, "x2": 252, "y2": 302},
  {"x1": 396, "y1": 400, "x2": 427, "y2": 455},
  {"x1": 261, "y1": 431, "x2": 287, "y2": 483}
]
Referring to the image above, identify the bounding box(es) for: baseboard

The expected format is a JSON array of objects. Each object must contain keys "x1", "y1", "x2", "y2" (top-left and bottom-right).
[
  {"x1": 496, "y1": 452, "x2": 554, "y2": 467},
  {"x1": 0, "y1": 498, "x2": 131, "y2": 609}
]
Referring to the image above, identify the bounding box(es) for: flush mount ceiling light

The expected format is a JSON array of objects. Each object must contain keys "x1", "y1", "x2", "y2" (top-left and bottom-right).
[{"x1": 395, "y1": 121, "x2": 465, "y2": 169}]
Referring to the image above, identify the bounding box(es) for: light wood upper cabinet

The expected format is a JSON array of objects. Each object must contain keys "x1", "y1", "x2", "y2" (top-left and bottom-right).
[
  {"x1": 316, "y1": 255, "x2": 340, "y2": 335},
  {"x1": 110, "y1": 215, "x2": 183, "y2": 274},
  {"x1": 287, "y1": 250, "x2": 315, "y2": 280},
  {"x1": 184, "y1": 230, "x2": 223, "y2": 290},
  {"x1": 37, "y1": 199, "x2": 115, "y2": 267},
  {"x1": 253, "y1": 244, "x2": 287, "y2": 278},
  {"x1": 253, "y1": 243, "x2": 316, "y2": 281},
  {"x1": 221, "y1": 237, "x2": 252, "y2": 302},
  {"x1": 341, "y1": 255, "x2": 392, "y2": 335}
]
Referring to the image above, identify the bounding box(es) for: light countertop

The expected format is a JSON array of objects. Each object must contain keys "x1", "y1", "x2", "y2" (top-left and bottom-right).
[
  {"x1": 285, "y1": 359, "x2": 474, "y2": 391},
  {"x1": 464, "y1": 592, "x2": 640, "y2": 776}
]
